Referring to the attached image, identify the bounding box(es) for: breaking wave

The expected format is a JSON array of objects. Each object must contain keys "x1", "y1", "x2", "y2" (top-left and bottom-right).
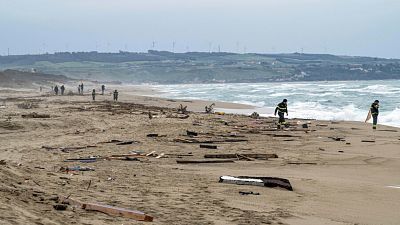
[{"x1": 152, "y1": 80, "x2": 400, "y2": 127}]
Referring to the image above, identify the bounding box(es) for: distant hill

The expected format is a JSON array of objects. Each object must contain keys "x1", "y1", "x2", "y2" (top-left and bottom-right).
[
  {"x1": 0, "y1": 69, "x2": 71, "y2": 88},
  {"x1": 1, "y1": 51, "x2": 399, "y2": 84}
]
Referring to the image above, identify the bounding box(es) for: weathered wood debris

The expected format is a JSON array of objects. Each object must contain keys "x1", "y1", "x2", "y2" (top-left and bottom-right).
[
  {"x1": 219, "y1": 176, "x2": 293, "y2": 191},
  {"x1": 204, "y1": 153, "x2": 278, "y2": 160},
  {"x1": 58, "y1": 196, "x2": 153, "y2": 222}
]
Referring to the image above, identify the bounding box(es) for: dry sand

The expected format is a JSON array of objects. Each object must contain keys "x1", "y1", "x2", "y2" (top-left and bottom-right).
[{"x1": 0, "y1": 86, "x2": 400, "y2": 225}]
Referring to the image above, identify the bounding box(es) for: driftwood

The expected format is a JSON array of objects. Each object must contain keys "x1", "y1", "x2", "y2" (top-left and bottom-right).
[
  {"x1": 59, "y1": 196, "x2": 153, "y2": 222},
  {"x1": 116, "y1": 141, "x2": 138, "y2": 145},
  {"x1": 204, "y1": 153, "x2": 278, "y2": 160},
  {"x1": 176, "y1": 159, "x2": 235, "y2": 164},
  {"x1": 287, "y1": 162, "x2": 317, "y2": 165},
  {"x1": 173, "y1": 138, "x2": 248, "y2": 144},
  {"x1": 361, "y1": 140, "x2": 375, "y2": 143},
  {"x1": 200, "y1": 144, "x2": 218, "y2": 149},
  {"x1": 177, "y1": 104, "x2": 188, "y2": 114},
  {"x1": 42, "y1": 145, "x2": 96, "y2": 152},
  {"x1": 21, "y1": 112, "x2": 50, "y2": 118},
  {"x1": 205, "y1": 103, "x2": 215, "y2": 114},
  {"x1": 219, "y1": 176, "x2": 293, "y2": 191},
  {"x1": 186, "y1": 130, "x2": 198, "y2": 136}
]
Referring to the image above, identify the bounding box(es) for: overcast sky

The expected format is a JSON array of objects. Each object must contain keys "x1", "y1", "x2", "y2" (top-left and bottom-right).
[{"x1": 1, "y1": 0, "x2": 399, "y2": 58}]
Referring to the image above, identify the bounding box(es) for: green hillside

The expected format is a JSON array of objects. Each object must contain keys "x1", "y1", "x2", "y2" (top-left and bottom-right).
[{"x1": 1, "y1": 51, "x2": 399, "y2": 83}]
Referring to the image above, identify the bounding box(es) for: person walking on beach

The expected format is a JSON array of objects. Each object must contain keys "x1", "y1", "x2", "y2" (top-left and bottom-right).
[
  {"x1": 274, "y1": 99, "x2": 288, "y2": 129},
  {"x1": 92, "y1": 89, "x2": 96, "y2": 101},
  {"x1": 369, "y1": 100, "x2": 379, "y2": 130},
  {"x1": 54, "y1": 85, "x2": 59, "y2": 95},
  {"x1": 113, "y1": 90, "x2": 118, "y2": 101},
  {"x1": 60, "y1": 85, "x2": 65, "y2": 95},
  {"x1": 78, "y1": 84, "x2": 81, "y2": 95},
  {"x1": 80, "y1": 83, "x2": 84, "y2": 94},
  {"x1": 101, "y1": 85, "x2": 105, "y2": 95}
]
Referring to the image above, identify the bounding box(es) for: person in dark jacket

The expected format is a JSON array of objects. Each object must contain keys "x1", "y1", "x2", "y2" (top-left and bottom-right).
[
  {"x1": 113, "y1": 90, "x2": 119, "y2": 101},
  {"x1": 60, "y1": 85, "x2": 65, "y2": 95},
  {"x1": 92, "y1": 89, "x2": 96, "y2": 101},
  {"x1": 101, "y1": 85, "x2": 105, "y2": 95},
  {"x1": 54, "y1": 85, "x2": 59, "y2": 95},
  {"x1": 370, "y1": 100, "x2": 379, "y2": 130},
  {"x1": 274, "y1": 99, "x2": 288, "y2": 128},
  {"x1": 274, "y1": 99, "x2": 289, "y2": 128}
]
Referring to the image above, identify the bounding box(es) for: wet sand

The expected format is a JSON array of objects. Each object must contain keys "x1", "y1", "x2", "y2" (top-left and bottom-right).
[{"x1": 1, "y1": 87, "x2": 400, "y2": 225}]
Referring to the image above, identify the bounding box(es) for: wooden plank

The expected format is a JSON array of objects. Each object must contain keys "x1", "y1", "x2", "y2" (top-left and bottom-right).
[
  {"x1": 204, "y1": 153, "x2": 278, "y2": 160},
  {"x1": 361, "y1": 140, "x2": 375, "y2": 143},
  {"x1": 59, "y1": 196, "x2": 153, "y2": 222},
  {"x1": 176, "y1": 159, "x2": 235, "y2": 164},
  {"x1": 287, "y1": 162, "x2": 317, "y2": 165},
  {"x1": 199, "y1": 144, "x2": 218, "y2": 149}
]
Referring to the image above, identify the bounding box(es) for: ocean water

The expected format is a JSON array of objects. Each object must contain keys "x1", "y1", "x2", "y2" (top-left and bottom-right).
[{"x1": 152, "y1": 80, "x2": 400, "y2": 128}]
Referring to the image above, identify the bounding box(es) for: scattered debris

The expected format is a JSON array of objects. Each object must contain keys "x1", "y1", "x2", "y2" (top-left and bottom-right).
[
  {"x1": 316, "y1": 124, "x2": 328, "y2": 127},
  {"x1": 60, "y1": 166, "x2": 95, "y2": 172},
  {"x1": 200, "y1": 144, "x2": 218, "y2": 149},
  {"x1": 219, "y1": 176, "x2": 293, "y2": 191},
  {"x1": 0, "y1": 160, "x2": 6, "y2": 165},
  {"x1": 186, "y1": 130, "x2": 198, "y2": 136},
  {"x1": 328, "y1": 136, "x2": 345, "y2": 141},
  {"x1": 178, "y1": 104, "x2": 188, "y2": 114},
  {"x1": 64, "y1": 157, "x2": 99, "y2": 163},
  {"x1": 239, "y1": 191, "x2": 260, "y2": 195},
  {"x1": 59, "y1": 196, "x2": 153, "y2": 222},
  {"x1": 147, "y1": 133, "x2": 159, "y2": 137},
  {"x1": 176, "y1": 159, "x2": 235, "y2": 164},
  {"x1": 21, "y1": 112, "x2": 50, "y2": 118},
  {"x1": 205, "y1": 103, "x2": 215, "y2": 114},
  {"x1": 155, "y1": 153, "x2": 166, "y2": 159},
  {"x1": 42, "y1": 145, "x2": 96, "y2": 153},
  {"x1": 146, "y1": 151, "x2": 157, "y2": 157},
  {"x1": 338, "y1": 150, "x2": 344, "y2": 153},
  {"x1": 204, "y1": 153, "x2": 278, "y2": 160},
  {"x1": 250, "y1": 112, "x2": 260, "y2": 119},
  {"x1": 53, "y1": 204, "x2": 67, "y2": 211},
  {"x1": 287, "y1": 162, "x2": 317, "y2": 165},
  {"x1": 302, "y1": 124, "x2": 309, "y2": 128},
  {"x1": 361, "y1": 140, "x2": 375, "y2": 143},
  {"x1": 116, "y1": 141, "x2": 138, "y2": 145},
  {"x1": 174, "y1": 138, "x2": 248, "y2": 144}
]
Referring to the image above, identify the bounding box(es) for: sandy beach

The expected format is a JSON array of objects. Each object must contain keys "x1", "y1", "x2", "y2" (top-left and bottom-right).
[{"x1": 1, "y1": 86, "x2": 400, "y2": 225}]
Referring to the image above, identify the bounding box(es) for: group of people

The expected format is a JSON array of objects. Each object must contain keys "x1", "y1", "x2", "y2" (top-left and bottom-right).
[
  {"x1": 90, "y1": 86, "x2": 119, "y2": 101},
  {"x1": 49, "y1": 83, "x2": 119, "y2": 102},
  {"x1": 52, "y1": 85, "x2": 65, "y2": 95},
  {"x1": 274, "y1": 99, "x2": 380, "y2": 130}
]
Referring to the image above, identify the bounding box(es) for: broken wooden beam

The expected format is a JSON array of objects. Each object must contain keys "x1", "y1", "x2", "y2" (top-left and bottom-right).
[
  {"x1": 176, "y1": 159, "x2": 235, "y2": 164},
  {"x1": 200, "y1": 144, "x2": 218, "y2": 149},
  {"x1": 173, "y1": 137, "x2": 248, "y2": 144},
  {"x1": 219, "y1": 175, "x2": 293, "y2": 191},
  {"x1": 21, "y1": 112, "x2": 50, "y2": 118},
  {"x1": 361, "y1": 140, "x2": 375, "y2": 143},
  {"x1": 287, "y1": 162, "x2": 317, "y2": 165},
  {"x1": 116, "y1": 141, "x2": 138, "y2": 145},
  {"x1": 204, "y1": 153, "x2": 278, "y2": 160},
  {"x1": 59, "y1": 196, "x2": 153, "y2": 222},
  {"x1": 186, "y1": 130, "x2": 198, "y2": 136}
]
